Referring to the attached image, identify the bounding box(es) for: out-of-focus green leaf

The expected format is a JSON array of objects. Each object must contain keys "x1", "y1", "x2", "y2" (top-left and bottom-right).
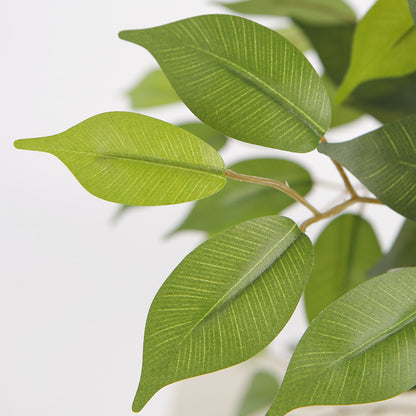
[
  {"x1": 14, "y1": 112, "x2": 226, "y2": 206},
  {"x1": 305, "y1": 214, "x2": 382, "y2": 322},
  {"x1": 410, "y1": 0, "x2": 416, "y2": 25},
  {"x1": 179, "y1": 122, "x2": 227, "y2": 151},
  {"x1": 119, "y1": 14, "x2": 331, "y2": 153},
  {"x1": 129, "y1": 69, "x2": 180, "y2": 108},
  {"x1": 219, "y1": 0, "x2": 355, "y2": 25},
  {"x1": 237, "y1": 371, "x2": 280, "y2": 416},
  {"x1": 370, "y1": 219, "x2": 416, "y2": 277},
  {"x1": 132, "y1": 216, "x2": 313, "y2": 412},
  {"x1": 174, "y1": 158, "x2": 312, "y2": 236},
  {"x1": 268, "y1": 268, "x2": 416, "y2": 416},
  {"x1": 319, "y1": 116, "x2": 416, "y2": 221},
  {"x1": 322, "y1": 75, "x2": 362, "y2": 128},
  {"x1": 337, "y1": 0, "x2": 416, "y2": 102},
  {"x1": 276, "y1": 24, "x2": 311, "y2": 52},
  {"x1": 297, "y1": 21, "x2": 354, "y2": 85},
  {"x1": 350, "y1": 72, "x2": 416, "y2": 124}
]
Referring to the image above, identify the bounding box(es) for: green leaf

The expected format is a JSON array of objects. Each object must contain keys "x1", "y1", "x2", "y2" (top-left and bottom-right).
[
  {"x1": 318, "y1": 116, "x2": 416, "y2": 221},
  {"x1": 276, "y1": 24, "x2": 311, "y2": 53},
  {"x1": 128, "y1": 69, "x2": 180, "y2": 108},
  {"x1": 296, "y1": 21, "x2": 355, "y2": 85},
  {"x1": 173, "y1": 158, "x2": 312, "y2": 236},
  {"x1": 119, "y1": 14, "x2": 331, "y2": 153},
  {"x1": 179, "y1": 122, "x2": 227, "y2": 151},
  {"x1": 267, "y1": 268, "x2": 416, "y2": 416},
  {"x1": 305, "y1": 214, "x2": 382, "y2": 322},
  {"x1": 370, "y1": 219, "x2": 416, "y2": 277},
  {"x1": 14, "y1": 112, "x2": 226, "y2": 206},
  {"x1": 349, "y1": 72, "x2": 416, "y2": 124},
  {"x1": 133, "y1": 216, "x2": 313, "y2": 412},
  {"x1": 337, "y1": 0, "x2": 416, "y2": 102},
  {"x1": 322, "y1": 75, "x2": 362, "y2": 128},
  {"x1": 237, "y1": 371, "x2": 280, "y2": 416},
  {"x1": 219, "y1": 0, "x2": 356, "y2": 25},
  {"x1": 410, "y1": 0, "x2": 416, "y2": 25}
]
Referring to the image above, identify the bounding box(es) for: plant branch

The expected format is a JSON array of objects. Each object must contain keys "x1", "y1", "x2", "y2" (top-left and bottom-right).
[
  {"x1": 321, "y1": 137, "x2": 358, "y2": 198},
  {"x1": 224, "y1": 169, "x2": 320, "y2": 215},
  {"x1": 300, "y1": 196, "x2": 383, "y2": 232}
]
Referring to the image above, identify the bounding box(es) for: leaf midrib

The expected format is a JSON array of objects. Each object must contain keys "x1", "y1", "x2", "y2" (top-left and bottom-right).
[
  {"x1": 178, "y1": 223, "x2": 298, "y2": 345},
  {"x1": 329, "y1": 308, "x2": 416, "y2": 368},
  {"x1": 46, "y1": 147, "x2": 225, "y2": 177},
  {"x1": 187, "y1": 44, "x2": 324, "y2": 136}
]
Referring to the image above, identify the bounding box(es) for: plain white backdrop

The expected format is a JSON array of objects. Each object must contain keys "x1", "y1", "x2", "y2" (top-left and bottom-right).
[{"x1": 1, "y1": 0, "x2": 405, "y2": 415}]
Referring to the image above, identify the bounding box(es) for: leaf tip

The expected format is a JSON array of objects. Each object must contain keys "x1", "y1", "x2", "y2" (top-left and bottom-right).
[{"x1": 14, "y1": 138, "x2": 38, "y2": 151}]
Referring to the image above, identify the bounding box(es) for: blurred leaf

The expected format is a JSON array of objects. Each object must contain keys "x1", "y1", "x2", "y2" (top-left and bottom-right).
[
  {"x1": 337, "y1": 0, "x2": 416, "y2": 102},
  {"x1": 132, "y1": 216, "x2": 313, "y2": 412},
  {"x1": 119, "y1": 14, "x2": 331, "y2": 152},
  {"x1": 14, "y1": 112, "x2": 226, "y2": 206},
  {"x1": 219, "y1": 0, "x2": 355, "y2": 25},
  {"x1": 297, "y1": 21, "x2": 355, "y2": 85},
  {"x1": 410, "y1": 0, "x2": 416, "y2": 24},
  {"x1": 319, "y1": 116, "x2": 416, "y2": 221},
  {"x1": 129, "y1": 69, "x2": 180, "y2": 108},
  {"x1": 276, "y1": 25, "x2": 311, "y2": 52},
  {"x1": 174, "y1": 158, "x2": 312, "y2": 236},
  {"x1": 237, "y1": 371, "x2": 280, "y2": 416},
  {"x1": 179, "y1": 122, "x2": 227, "y2": 151},
  {"x1": 268, "y1": 268, "x2": 416, "y2": 416},
  {"x1": 350, "y1": 71, "x2": 416, "y2": 124},
  {"x1": 305, "y1": 214, "x2": 382, "y2": 322},
  {"x1": 370, "y1": 219, "x2": 416, "y2": 277},
  {"x1": 322, "y1": 75, "x2": 362, "y2": 127}
]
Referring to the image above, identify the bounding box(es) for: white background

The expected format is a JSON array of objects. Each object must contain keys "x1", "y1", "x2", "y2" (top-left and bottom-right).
[{"x1": 1, "y1": 0, "x2": 405, "y2": 415}]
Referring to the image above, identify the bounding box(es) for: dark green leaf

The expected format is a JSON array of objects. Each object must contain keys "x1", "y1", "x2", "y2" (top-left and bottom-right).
[
  {"x1": 322, "y1": 75, "x2": 362, "y2": 128},
  {"x1": 349, "y1": 71, "x2": 416, "y2": 124},
  {"x1": 237, "y1": 371, "x2": 280, "y2": 416},
  {"x1": 410, "y1": 0, "x2": 416, "y2": 25},
  {"x1": 133, "y1": 216, "x2": 313, "y2": 412},
  {"x1": 296, "y1": 21, "x2": 355, "y2": 85},
  {"x1": 318, "y1": 116, "x2": 416, "y2": 221},
  {"x1": 370, "y1": 219, "x2": 416, "y2": 277},
  {"x1": 119, "y1": 14, "x2": 331, "y2": 152},
  {"x1": 337, "y1": 0, "x2": 416, "y2": 102},
  {"x1": 305, "y1": 214, "x2": 382, "y2": 322},
  {"x1": 129, "y1": 69, "x2": 180, "y2": 108},
  {"x1": 179, "y1": 122, "x2": 227, "y2": 151},
  {"x1": 173, "y1": 158, "x2": 312, "y2": 236},
  {"x1": 14, "y1": 112, "x2": 226, "y2": 206},
  {"x1": 268, "y1": 268, "x2": 416, "y2": 416},
  {"x1": 219, "y1": 0, "x2": 356, "y2": 25}
]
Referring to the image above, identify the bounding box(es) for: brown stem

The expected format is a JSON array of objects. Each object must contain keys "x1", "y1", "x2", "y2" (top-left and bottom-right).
[
  {"x1": 300, "y1": 196, "x2": 383, "y2": 232},
  {"x1": 321, "y1": 137, "x2": 358, "y2": 198},
  {"x1": 224, "y1": 169, "x2": 320, "y2": 215}
]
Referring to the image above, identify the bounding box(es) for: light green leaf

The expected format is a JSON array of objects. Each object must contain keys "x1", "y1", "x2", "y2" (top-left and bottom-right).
[
  {"x1": 174, "y1": 158, "x2": 312, "y2": 236},
  {"x1": 370, "y1": 219, "x2": 416, "y2": 277},
  {"x1": 276, "y1": 24, "x2": 311, "y2": 53},
  {"x1": 179, "y1": 122, "x2": 227, "y2": 151},
  {"x1": 305, "y1": 214, "x2": 382, "y2": 322},
  {"x1": 337, "y1": 0, "x2": 416, "y2": 102},
  {"x1": 133, "y1": 216, "x2": 313, "y2": 412},
  {"x1": 119, "y1": 14, "x2": 331, "y2": 153},
  {"x1": 237, "y1": 371, "x2": 280, "y2": 416},
  {"x1": 322, "y1": 75, "x2": 362, "y2": 128},
  {"x1": 219, "y1": 0, "x2": 355, "y2": 25},
  {"x1": 410, "y1": 0, "x2": 416, "y2": 25},
  {"x1": 318, "y1": 116, "x2": 416, "y2": 221},
  {"x1": 14, "y1": 112, "x2": 226, "y2": 206},
  {"x1": 267, "y1": 268, "x2": 416, "y2": 416},
  {"x1": 129, "y1": 69, "x2": 180, "y2": 108}
]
